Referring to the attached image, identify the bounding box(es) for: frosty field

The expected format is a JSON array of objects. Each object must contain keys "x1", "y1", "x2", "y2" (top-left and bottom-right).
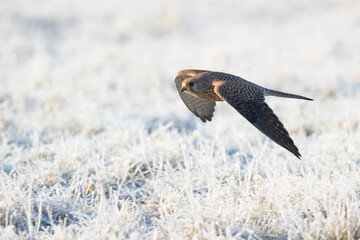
[{"x1": 1, "y1": 0, "x2": 360, "y2": 239}]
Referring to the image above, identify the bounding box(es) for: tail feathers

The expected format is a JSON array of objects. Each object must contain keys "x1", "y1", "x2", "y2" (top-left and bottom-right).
[{"x1": 264, "y1": 89, "x2": 313, "y2": 101}]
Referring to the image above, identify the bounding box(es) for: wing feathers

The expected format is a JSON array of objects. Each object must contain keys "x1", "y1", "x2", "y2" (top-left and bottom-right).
[{"x1": 214, "y1": 82, "x2": 301, "y2": 158}]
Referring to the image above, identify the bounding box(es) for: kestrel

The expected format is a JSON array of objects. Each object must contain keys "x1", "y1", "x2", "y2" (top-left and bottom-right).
[{"x1": 174, "y1": 69, "x2": 313, "y2": 158}]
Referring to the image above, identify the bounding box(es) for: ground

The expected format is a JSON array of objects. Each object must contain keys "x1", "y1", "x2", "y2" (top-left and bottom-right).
[{"x1": 0, "y1": 0, "x2": 360, "y2": 239}]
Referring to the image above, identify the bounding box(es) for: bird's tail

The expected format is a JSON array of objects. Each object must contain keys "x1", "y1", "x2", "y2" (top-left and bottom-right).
[{"x1": 264, "y1": 88, "x2": 313, "y2": 101}]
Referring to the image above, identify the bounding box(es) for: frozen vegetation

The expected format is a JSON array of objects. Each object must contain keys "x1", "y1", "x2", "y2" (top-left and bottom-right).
[{"x1": 0, "y1": 0, "x2": 360, "y2": 239}]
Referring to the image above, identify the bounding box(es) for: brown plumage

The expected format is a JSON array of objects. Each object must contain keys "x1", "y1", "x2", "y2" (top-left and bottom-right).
[{"x1": 174, "y1": 69, "x2": 313, "y2": 158}]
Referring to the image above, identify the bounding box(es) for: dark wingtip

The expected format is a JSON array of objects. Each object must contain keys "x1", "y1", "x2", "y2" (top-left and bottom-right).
[
  {"x1": 286, "y1": 144, "x2": 301, "y2": 159},
  {"x1": 200, "y1": 117, "x2": 212, "y2": 123},
  {"x1": 294, "y1": 151, "x2": 301, "y2": 159}
]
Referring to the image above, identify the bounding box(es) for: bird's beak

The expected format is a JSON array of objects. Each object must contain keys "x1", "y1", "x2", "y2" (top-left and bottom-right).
[{"x1": 181, "y1": 83, "x2": 187, "y2": 93}]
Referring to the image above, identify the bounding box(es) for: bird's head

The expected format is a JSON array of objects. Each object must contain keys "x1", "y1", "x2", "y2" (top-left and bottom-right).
[
  {"x1": 175, "y1": 70, "x2": 211, "y2": 95},
  {"x1": 181, "y1": 78, "x2": 198, "y2": 93}
]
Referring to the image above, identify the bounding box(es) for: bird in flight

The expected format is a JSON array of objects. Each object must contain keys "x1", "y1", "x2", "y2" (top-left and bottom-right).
[{"x1": 174, "y1": 69, "x2": 312, "y2": 158}]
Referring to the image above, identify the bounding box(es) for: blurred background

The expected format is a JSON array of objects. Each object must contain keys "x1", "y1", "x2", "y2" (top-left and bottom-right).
[
  {"x1": 1, "y1": 0, "x2": 360, "y2": 161},
  {"x1": 1, "y1": 0, "x2": 359, "y2": 124},
  {"x1": 1, "y1": 0, "x2": 360, "y2": 238}
]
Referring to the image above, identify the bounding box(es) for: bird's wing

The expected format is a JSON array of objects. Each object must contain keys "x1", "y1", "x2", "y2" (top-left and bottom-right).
[
  {"x1": 174, "y1": 76, "x2": 216, "y2": 122},
  {"x1": 214, "y1": 81, "x2": 301, "y2": 158}
]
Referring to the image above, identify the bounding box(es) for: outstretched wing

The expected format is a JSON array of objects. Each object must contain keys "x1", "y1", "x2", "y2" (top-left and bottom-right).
[
  {"x1": 214, "y1": 82, "x2": 301, "y2": 158},
  {"x1": 174, "y1": 75, "x2": 216, "y2": 122}
]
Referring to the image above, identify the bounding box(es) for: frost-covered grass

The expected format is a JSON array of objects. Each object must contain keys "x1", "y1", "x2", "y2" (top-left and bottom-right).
[{"x1": 1, "y1": 0, "x2": 360, "y2": 239}]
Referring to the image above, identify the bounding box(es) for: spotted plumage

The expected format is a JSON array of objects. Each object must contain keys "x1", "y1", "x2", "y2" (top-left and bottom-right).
[{"x1": 174, "y1": 69, "x2": 313, "y2": 158}]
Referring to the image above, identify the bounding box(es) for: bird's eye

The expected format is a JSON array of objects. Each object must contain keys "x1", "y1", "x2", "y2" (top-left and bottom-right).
[{"x1": 189, "y1": 82, "x2": 194, "y2": 87}]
